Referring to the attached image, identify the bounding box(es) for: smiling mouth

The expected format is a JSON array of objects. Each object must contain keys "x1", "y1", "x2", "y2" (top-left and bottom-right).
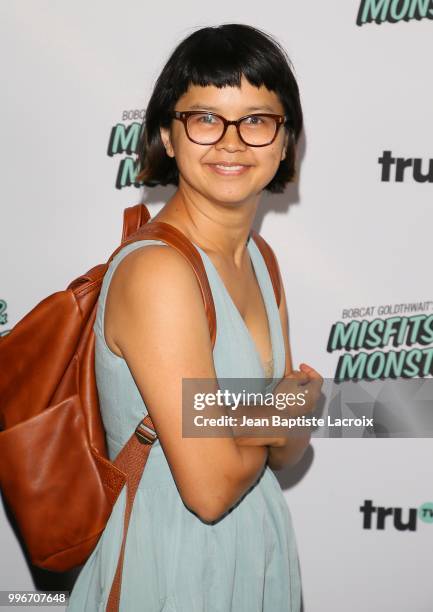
[{"x1": 206, "y1": 163, "x2": 251, "y2": 175}]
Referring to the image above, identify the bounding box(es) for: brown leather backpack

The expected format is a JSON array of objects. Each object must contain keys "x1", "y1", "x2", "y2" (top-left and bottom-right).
[{"x1": 0, "y1": 202, "x2": 281, "y2": 611}]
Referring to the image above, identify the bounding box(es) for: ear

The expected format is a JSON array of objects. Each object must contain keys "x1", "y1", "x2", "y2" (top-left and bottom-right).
[
  {"x1": 160, "y1": 126, "x2": 175, "y2": 158},
  {"x1": 280, "y1": 130, "x2": 290, "y2": 161}
]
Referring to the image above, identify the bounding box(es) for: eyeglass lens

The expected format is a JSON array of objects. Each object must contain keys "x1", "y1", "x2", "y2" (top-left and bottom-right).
[{"x1": 186, "y1": 113, "x2": 278, "y2": 145}]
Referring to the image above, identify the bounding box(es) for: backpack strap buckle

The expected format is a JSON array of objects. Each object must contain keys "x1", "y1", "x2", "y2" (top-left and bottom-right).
[{"x1": 135, "y1": 419, "x2": 157, "y2": 445}]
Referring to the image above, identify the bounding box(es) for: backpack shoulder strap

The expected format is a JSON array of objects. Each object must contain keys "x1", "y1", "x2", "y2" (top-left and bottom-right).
[
  {"x1": 119, "y1": 205, "x2": 282, "y2": 337},
  {"x1": 110, "y1": 216, "x2": 217, "y2": 348},
  {"x1": 250, "y1": 230, "x2": 282, "y2": 308},
  {"x1": 119, "y1": 206, "x2": 282, "y2": 334},
  {"x1": 121, "y1": 203, "x2": 151, "y2": 242}
]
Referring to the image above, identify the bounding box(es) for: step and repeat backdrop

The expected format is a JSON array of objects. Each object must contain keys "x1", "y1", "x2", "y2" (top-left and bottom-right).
[{"x1": 1, "y1": 2, "x2": 432, "y2": 611}]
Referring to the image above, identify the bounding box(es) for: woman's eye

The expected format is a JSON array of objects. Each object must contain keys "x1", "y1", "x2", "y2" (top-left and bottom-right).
[
  {"x1": 244, "y1": 115, "x2": 264, "y2": 125},
  {"x1": 198, "y1": 114, "x2": 216, "y2": 123}
]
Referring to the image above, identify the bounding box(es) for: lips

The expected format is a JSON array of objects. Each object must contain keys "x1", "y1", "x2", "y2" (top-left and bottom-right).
[
  {"x1": 206, "y1": 162, "x2": 251, "y2": 176},
  {"x1": 210, "y1": 162, "x2": 250, "y2": 167}
]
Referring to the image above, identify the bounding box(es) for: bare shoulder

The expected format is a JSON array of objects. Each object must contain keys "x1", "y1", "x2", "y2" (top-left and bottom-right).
[
  {"x1": 112, "y1": 242, "x2": 199, "y2": 285},
  {"x1": 104, "y1": 243, "x2": 208, "y2": 358}
]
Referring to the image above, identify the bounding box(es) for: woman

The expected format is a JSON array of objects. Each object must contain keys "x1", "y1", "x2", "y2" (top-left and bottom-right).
[{"x1": 68, "y1": 23, "x2": 322, "y2": 612}]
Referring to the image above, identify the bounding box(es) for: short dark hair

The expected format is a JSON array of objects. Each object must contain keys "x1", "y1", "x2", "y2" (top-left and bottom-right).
[{"x1": 136, "y1": 23, "x2": 303, "y2": 194}]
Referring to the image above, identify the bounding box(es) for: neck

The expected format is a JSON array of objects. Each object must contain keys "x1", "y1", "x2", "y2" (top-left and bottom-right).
[{"x1": 152, "y1": 183, "x2": 260, "y2": 267}]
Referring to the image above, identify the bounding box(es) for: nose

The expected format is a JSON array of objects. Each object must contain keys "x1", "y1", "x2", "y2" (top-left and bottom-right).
[{"x1": 215, "y1": 123, "x2": 247, "y2": 152}]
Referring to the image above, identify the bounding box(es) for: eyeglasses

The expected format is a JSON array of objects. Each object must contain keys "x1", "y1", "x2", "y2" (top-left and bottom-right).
[{"x1": 171, "y1": 110, "x2": 289, "y2": 147}]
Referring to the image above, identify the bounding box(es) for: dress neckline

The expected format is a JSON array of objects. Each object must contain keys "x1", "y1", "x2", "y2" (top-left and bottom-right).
[{"x1": 191, "y1": 236, "x2": 275, "y2": 381}]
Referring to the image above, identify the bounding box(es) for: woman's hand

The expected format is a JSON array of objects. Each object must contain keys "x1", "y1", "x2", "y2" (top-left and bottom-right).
[
  {"x1": 234, "y1": 363, "x2": 323, "y2": 448},
  {"x1": 275, "y1": 362, "x2": 323, "y2": 419},
  {"x1": 266, "y1": 362, "x2": 323, "y2": 469}
]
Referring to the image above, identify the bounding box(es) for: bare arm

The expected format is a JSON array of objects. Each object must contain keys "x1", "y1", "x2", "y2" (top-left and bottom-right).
[{"x1": 105, "y1": 245, "x2": 269, "y2": 522}]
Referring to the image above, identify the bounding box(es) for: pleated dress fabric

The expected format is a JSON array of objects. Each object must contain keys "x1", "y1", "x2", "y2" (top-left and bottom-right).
[{"x1": 67, "y1": 235, "x2": 302, "y2": 612}]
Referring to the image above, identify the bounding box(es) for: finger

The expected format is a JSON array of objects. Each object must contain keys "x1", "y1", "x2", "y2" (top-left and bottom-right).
[
  {"x1": 295, "y1": 374, "x2": 310, "y2": 387},
  {"x1": 285, "y1": 370, "x2": 310, "y2": 386},
  {"x1": 293, "y1": 370, "x2": 310, "y2": 382},
  {"x1": 299, "y1": 363, "x2": 323, "y2": 382}
]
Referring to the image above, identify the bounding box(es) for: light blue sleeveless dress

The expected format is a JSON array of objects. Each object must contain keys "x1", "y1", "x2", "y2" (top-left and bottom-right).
[{"x1": 67, "y1": 234, "x2": 302, "y2": 612}]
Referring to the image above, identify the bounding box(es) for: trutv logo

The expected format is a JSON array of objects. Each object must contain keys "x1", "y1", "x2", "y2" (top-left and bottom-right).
[
  {"x1": 379, "y1": 151, "x2": 433, "y2": 183},
  {"x1": 360, "y1": 499, "x2": 433, "y2": 531},
  {"x1": 357, "y1": 0, "x2": 433, "y2": 26}
]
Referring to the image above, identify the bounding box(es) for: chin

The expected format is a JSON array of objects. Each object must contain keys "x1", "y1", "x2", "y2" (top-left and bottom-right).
[
  {"x1": 208, "y1": 191, "x2": 258, "y2": 206},
  {"x1": 203, "y1": 182, "x2": 263, "y2": 204}
]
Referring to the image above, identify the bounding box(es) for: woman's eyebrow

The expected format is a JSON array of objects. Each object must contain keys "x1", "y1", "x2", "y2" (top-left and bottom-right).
[{"x1": 186, "y1": 103, "x2": 277, "y2": 113}]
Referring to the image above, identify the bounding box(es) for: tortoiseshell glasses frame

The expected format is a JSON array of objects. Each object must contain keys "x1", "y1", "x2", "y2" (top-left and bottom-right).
[{"x1": 170, "y1": 110, "x2": 290, "y2": 147}]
